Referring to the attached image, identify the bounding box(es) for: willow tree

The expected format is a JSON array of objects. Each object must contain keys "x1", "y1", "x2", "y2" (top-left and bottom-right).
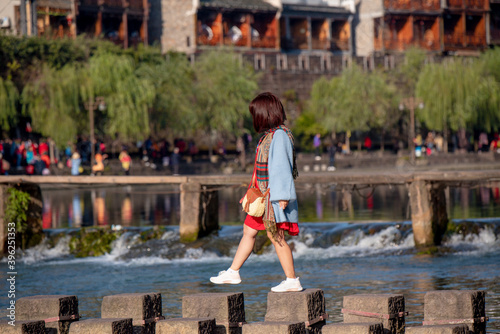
[
  {"x1": 21, "y1": 64, "x2": 82, "y2": 145},
  {"x1": 307, "y1": 64, "x2": 397, "y2": 151},
  {"x1": 0, "y1": 77, "x2": 18, "y2": 131},
  {"x1": 80, "y1": 53, "x2": 155, "y2": 142},
  {"x1": 193, "y1": 50, "x2": 259, "y2": 157},
  {"x1": 137, "y1": 53, "x2": 195, "y2": 138},
  {"x1": 416, "y1": 58, "x2": 500, "y2": 151}
]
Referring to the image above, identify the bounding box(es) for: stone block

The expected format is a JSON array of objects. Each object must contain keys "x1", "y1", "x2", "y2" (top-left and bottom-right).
[
  {"x1": 156, "y1": 318, "x2": 215, "y2": 334},
  {"x1": 16, "y1": 295, "x2": 79, "y2": 334},
  {"x1": 242, "y1": 321, "x2": 306, "y2": 334},
  {"x1": 101, "y1": 293, "x2": 163, "y2": 334},
  {"x1": 264, "y1": 289, "x2": 327, "y2": 334},
  {"x1": 182, "y1": 293, "x2": 245, "y2": 334},
  {"x1": 406, "y1": 324, "x2": 470, "y2": 334},
  {"x1": 424, "y1": 290, "x2": 486, "y2": 334},
  {"x1": 322, "y1": 322, "x2": 384, "y2": 334},
  {"x1": 68, "y1": 318, "x2": 133, "y2": 334},
  {"x1": 342, "y1": 294, "x2": 405, "y2": 334},
  {"x1": 0, "y1": 320, "x2": 45, "y2": 334}
]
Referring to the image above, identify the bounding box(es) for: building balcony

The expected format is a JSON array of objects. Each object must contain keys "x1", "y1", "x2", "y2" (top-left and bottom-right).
[
  {"x1": 251, "y1": 36, "x2": 277, "y2": 49},
  {"x1": 384, "y1": 0, "x2": 441, "y2": 11},
  {"x1": 466, "y1": 34, "x2": 486, "y2": 45},
  {"x1": 384, "y1": 37, "x2": 412, "y2": 51},
  {"x1": 446, "y1": 0, "x2": 464, "y2": 8},
  {"x1": 444, "y1": 32, "x2": 464, "y2": 46},
  {"x1": 465, "y1": 0, "x2": 487, "y2": 9},
  {"x1": 331, "y1": 39, "x2": 350, "y2": 51},
  {"x1": 491, "y1": 27, "x2": 500, "y2": 43},
  {"x1": 414, "y1": 38, "x2": 441, "y2": 50},
  {"x1": 128, "y1": 0, "x2": 144, "y2": 11}
]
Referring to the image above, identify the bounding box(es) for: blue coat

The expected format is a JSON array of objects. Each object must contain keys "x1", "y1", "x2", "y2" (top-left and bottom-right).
[{"x1": 268, "y1": 129, "x2": 299, "y2": 223}]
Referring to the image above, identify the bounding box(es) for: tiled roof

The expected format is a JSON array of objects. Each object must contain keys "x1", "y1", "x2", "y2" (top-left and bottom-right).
[
  {"x1": 200, "y1": 0, "x2": 278, "y2": 12},
  {"x1": 282, "y1": 3, "x2": 351, "y2": 15}
]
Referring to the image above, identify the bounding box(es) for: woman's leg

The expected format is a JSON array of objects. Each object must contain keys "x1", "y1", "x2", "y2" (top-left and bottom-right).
[
  {"x1": 268, "y1": 229, "x2": 296, "y2": 278},
  {"x1": 230, "y1": 224, "x2": 259, "y2": 271}
]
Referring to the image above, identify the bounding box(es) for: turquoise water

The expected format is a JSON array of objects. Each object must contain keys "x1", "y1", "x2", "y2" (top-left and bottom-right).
[
  {"x1": 1, "y1": 222, "x2": 499, "y2": 331},
  {"x1": 1, "y1": 184, "x2": 499, "y2": 331}
]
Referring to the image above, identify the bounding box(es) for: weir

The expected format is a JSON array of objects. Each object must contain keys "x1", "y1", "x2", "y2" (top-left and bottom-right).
[
  {"x1": 1, "y1": 169, "x2": 500, "y2": 251},
  {"x1": 0, "y1": 290, "x2": 488, "y2": 334}
]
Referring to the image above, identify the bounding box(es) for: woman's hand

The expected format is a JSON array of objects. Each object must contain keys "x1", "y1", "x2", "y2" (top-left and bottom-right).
[{"x1": 278, "y1": 200, "x2": 289, "y2": 210}]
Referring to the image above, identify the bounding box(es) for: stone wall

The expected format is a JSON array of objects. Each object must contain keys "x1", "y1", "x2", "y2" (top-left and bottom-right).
[
  {"x1": 160, "y1": 0, "x2": 197, "y2": 54},
  {"x1": 354, "y1": 0, "x2": 384, "y2": 57}
]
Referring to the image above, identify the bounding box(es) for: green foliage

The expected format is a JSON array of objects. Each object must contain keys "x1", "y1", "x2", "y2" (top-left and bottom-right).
[
  {"x1": 307, "y1": 65, "x2": 397, "y2": 134},
  {"x1": 5, "y1": 188, "x2": 31, "y2": 234},
  {"x1": 21, "y1": 63, "x2": 82, "y2": 145},
  {"x1": 416, "y1": 58, "x2": 500, "y2": 133},
  {"x1": 0, "y1": 77, "x2": 18, "y2": 130},
  {"x1": 397, "y1": 46, "x2": 427, "y2": 94},
  {"x1": 193, "y1": 50, "x2": 259, "y2": 149},
  {"x1": 137, "y1": 52, "x2": 195, "y2": 136},
  {"x1": 69, "y1": 228, "x2": 121, "y2": 257},
  {"x1": 81, "y1": 53, "x2": 155, "y2": 141}
]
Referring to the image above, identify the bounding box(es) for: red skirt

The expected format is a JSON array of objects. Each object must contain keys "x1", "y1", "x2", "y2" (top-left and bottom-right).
[{"x1": 244, "y1": 214, "x2": 299, "y2": 236}]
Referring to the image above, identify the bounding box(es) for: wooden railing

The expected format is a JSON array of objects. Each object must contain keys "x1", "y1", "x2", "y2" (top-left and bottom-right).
[
  {"x1": 331, "y1": 39, "x2": 350, "y2": 51},
  {"x1": 102, "y1": 0, "x2": 123, "y2": 7},
  {"x1": 384, "y1": 0, "x2": 440, "y2": 11},
  {"x1": 251, "y1": 36, "x2": 277, "y2": 49},
  {"x1": 444, "y1": 33, "x2": 464, "y2": 46},
  {"x1": 128, "y1": 0, "x2": 143, "y2": 10},
  {"x1": 384, "y1": 37, "x2": 413, "y2": 51},
  {"x1": 311, "y1": 39, "x2": 329, "y2": 50},
  {"x1": 466, "y1": 34, "x2": 486, "y2": 45},
  {"x1": 197, "y1": 34, "x2": 221, "y2": 46},
  {"x1": 465, "y1": 0, "x2": 486, "y2": 9},
  {"x1": 447, "y1": 0, "x2": 464, "y2": 8},
  {"x1": 491, "y1": 27, "x2": 500, "y2": 41},
  {"x1": 223, "y1": 36, "x2": 249, "y2": 47}
]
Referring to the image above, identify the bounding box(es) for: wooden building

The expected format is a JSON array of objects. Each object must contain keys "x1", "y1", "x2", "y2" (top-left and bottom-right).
[
  {"x1": 356, "y1": 0, "x2": 489, "y2": 56},
  {"x1": 75, "y1": 0, "x2": 149, "y2": 48},
  {"x1": 490, "y1": 0, "x2": 500, "y2": 45},
  {"x1": 160, "y1": 0, "x2": 353, "y2": 56}
]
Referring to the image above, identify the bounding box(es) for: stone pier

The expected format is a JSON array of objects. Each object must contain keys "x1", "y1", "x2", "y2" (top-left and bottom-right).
[{"x1": 179, "y1": 183, "x2": 219, "y2": 243}]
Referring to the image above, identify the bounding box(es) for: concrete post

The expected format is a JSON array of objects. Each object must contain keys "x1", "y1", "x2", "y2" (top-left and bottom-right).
[
  {"x1": 101, "y1": 293, "x2": 163, "y2": 334},
  {"x1": 0, "y1": 320, "x2": 46, "y2": 333},
  {"x1": 342, "y1": 294, "x2": 405, "y2": 334},
  {"x1": 265, "y1": 289, "x2": 327, "y2": 334},
  {"x1": 242, "y1": 321, "x2": 306, "y2": 334},
  {"x1": 17, "y1": 295, "x2": 79, "y2": 334},
  {"x1": 68, "y1": 318, "x2": 133, "y2": 334},
  {"x1": 179, "y1": 183, "x2": 219, "y2": 243},
  {"x1": 322, "y1": 322, "x2": 384, "y2": 334},
  {"x1": 182, "y1": 292, "x2": 245, "y2": 334},
  {"x1": 157, "y1": 318, "x2": 216, "y2": 334},
  {"x1": 409, "y1": 181, "x2": 448, "y2": 248},
  {"x1": 406, "y1": 324, "x2": 469, "y2": 334},
  {"x1": 423, "y1": 290, "x2": 486, "y2": 334}
]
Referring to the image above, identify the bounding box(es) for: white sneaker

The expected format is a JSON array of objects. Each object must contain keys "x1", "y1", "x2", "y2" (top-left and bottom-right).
[
  {"x1": 210, "y1": 270, "x2": 241, "y2": 284},
  {"x1": 271, "y1": 278, "x2": 303, "y2": 292}
]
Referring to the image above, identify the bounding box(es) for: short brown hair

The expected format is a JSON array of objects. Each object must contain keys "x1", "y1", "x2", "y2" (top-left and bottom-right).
[{"x1": 249, "y1": 92, "x2": 287, "y2": 133}]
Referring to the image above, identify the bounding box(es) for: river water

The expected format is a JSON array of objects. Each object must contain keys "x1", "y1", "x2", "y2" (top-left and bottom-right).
[{"x1": 1, "y1": 184, "x2": 499, "y2": 331}]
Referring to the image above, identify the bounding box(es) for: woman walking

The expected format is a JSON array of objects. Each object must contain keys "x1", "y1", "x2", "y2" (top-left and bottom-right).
[{"x1": 210, "y1": 92, "x2": 302, "y2": 292}]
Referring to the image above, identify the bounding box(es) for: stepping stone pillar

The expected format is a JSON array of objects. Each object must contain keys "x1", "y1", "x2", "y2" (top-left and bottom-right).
[
  {"x1": 68, "y1": 318, "x2": 133, "y2": 334},
  {"x1": 406, "y1": 324, "x2": 470, "y2": 334},
  {"x1": 242, "y1": 321, "x2": 306, "y2": 334},
  {"x1": 0, "y1": 320, "x2": 46, "y2": 334},
  {"x1": 182, "y1": 292, "x2": 245, "y2": 334},
  {"x1": 342, "y1": 294, "x2": 406, "y2": 334},
  {"x1": 16, "y1": 295, "x2": 79, "y2": 334},
  {"x1": 322, "y1": 322, "x2": 384, "y2": 334},
  {"x1": 101, "y1": 293, "x2": 163, "y2": 334},
  {"x1": 157, "y1": 318, "x2": 216, "y2": 334},
  {"x1": 423, "y1": 290, "x2": 487, "y2": 334},
  {"x1": 264, "y1": 289, "x2": 327, "y2": 334}
]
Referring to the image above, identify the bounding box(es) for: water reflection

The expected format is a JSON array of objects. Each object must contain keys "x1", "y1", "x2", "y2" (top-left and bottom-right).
[{"x1": 40, "y1": 184, "x2": 500, "y2": 228}]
